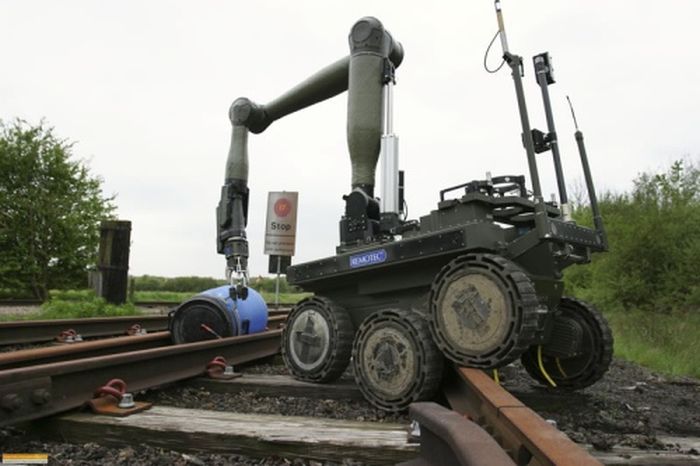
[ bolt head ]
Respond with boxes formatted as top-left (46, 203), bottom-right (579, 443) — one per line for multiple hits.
top-left (1, 394), bottom-right (23, 412)
top-left (31, 389), bottom-right (51, 405)
top-left (118, 393), bottom-right (135, 409)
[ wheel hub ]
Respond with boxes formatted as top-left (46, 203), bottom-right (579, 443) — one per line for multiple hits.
top-left (438, 273), bottom-right (509, 354)
top-left (372, 340), bottom-right (403, 380)
top-left (451, 284), bottom-right (491, 330)
top-left (289, 309), bottom-right (330, 370)
top-left (520, 297), bottom-right (614, 390)
top-left (363, 327), bottom-right (414, 396)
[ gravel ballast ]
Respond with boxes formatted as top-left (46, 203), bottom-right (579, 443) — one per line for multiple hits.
top-left (1, 358), bottom-right (698, 465)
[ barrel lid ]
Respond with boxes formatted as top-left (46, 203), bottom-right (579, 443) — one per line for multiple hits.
top-left (169, 295), bottom-right (235, 344)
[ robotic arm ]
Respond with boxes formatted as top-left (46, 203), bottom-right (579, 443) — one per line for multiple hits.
top-left (217, 18), bottom-right (403, 299)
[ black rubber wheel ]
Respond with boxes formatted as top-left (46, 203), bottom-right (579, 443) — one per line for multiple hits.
top-left (521, 297), bottom-right (613, 390)
top-left (428, 253), bottom-right (539, 368)
top-left (282, 296), bottom-right (353, 383)
top-left (169, 297), bottom-right (236, 344)
top-left (352, 309), bottom-right (444, 412)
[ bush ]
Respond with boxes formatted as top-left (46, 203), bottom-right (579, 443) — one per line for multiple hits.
top-left (565, 160), bottom-right (700, 314)
top-left (131, 275), bottom-right (225, 292)
top-left (249, 276), bottom-right (298, 294)
top-left (130, 274), bottom-right (301, 295)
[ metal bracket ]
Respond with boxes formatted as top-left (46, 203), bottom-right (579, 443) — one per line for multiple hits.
top-left (87, 396), bottom-right (152, 417)
top-left (87, 378), bottom-right (151, 417)
top-left (206, 356), bottom-right (242, 380)
top-left (55, 329), bottom-right (83, 343)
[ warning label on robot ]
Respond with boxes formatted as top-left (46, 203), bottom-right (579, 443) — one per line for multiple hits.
top-left (264, 191), bottom-right (298, 256)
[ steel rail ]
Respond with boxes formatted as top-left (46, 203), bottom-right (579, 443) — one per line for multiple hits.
top-left (0, 315), bottom-right (170, 346)
top-left (0, 332), bottom-right (172, 371)
top-left (0, 310), bottom-right (290, 346)
top-left (129, 301), bottom-right (295, 309)
top-left (440, 365), bottom-right (601, 466)
top-left (0, 329), bottom-right (282, 426)
top-left (266, 314), bottom-right (288, 329)
top-left (0, 299), bottom-right (297, 308)
top-left (0, 314), bottom-right (286, 371)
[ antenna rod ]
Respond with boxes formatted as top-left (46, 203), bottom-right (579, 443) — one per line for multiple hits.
top-left (567, 97), bottom-right (607, 249)
top-left (495, 0), bottom-right (510, 53)
top-left (493, 0), bottom-right (543, 202)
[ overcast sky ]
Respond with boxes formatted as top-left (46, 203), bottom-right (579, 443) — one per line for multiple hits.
top-left (2, 1), bottom-right (699, 279)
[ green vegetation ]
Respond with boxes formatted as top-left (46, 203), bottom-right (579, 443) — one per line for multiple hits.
top-left (40, 297), bottom-right (140, 319)
top-left (604, 310), bottom-right (700, 378)
top-left (132, 275), bottom-right (225, 292)
top-left (260, 291), bottom-right (310, 304)
top-left (0, 289), bottom-right (140, 321)
top-left (0, 119), bottom-right (115, 300)
top-left (134, 290), bottom-right (193, 302)
top-left (131, 274), bottom-right (300, 294)
top-left (565, 160), bottom-right (700, 378)
top-left (131, 274), bottom-right (308, 304)
top-left (134, 290), bottom-right (308, 305)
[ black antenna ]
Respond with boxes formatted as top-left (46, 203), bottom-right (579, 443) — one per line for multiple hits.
top-left (566, 95), bottom-right (580, 131)
top-left (567, 95), bottom-right (608, 249)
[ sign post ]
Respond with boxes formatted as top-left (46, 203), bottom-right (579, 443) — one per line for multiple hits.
top-left (264, 192), bottom-right (298, 306)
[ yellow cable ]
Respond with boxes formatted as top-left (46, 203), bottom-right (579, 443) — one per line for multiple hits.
top-left (492, 369), bottom-right (500, 384)
top-left (555, 357), bottom-right (568, 378)
top-left (537, 345), bottom-right (557, 388)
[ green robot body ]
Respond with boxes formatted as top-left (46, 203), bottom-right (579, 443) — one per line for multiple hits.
top-left (218, 7), bottom-right (613, 411)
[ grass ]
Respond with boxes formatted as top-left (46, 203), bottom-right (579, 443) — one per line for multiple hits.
top-left (40, 298), bottom-right (141, 319)
top-left (134, 290), bottom-right (193, 302)
top-left (604, 309), bottom-right (700, 379)
top-left (260, 292), bottom-right (311, 305)
top-left (0, 289), bottom-right (141, 321)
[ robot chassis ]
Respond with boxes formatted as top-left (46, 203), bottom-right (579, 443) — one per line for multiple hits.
top-left (217, 3), bottom-right (613, 411)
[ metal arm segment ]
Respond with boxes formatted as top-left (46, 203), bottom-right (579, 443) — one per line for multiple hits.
top-left (348, 17), bottom-right (403, 197)
top-left (217, 57), bottom-right (350, 297)
top-left (217, 18), bottom-right (403, 297)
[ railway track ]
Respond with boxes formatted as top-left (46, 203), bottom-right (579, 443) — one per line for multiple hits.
top-left (0, 329), bottom-right (284, 426)
top-left (0, 314), bottom-right (288, 371)
top-left (0, 315), bottom-right (170, 346)
top-left (0, 299), bottom-right (180, 307)
top-left (1, 311), bottom-right (696, 465)
top-left (0, 299), bottom-right (298, 307)
top-left (0, 307), bottom-right (291, 346)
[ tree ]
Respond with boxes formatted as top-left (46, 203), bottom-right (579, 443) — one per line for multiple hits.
top-left (0, 119), bottom-right (116, 299)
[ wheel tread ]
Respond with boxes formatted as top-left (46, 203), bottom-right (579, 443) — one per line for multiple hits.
top-left (521, 296), bottom-right (613, 390)
top-left (428, 253), bottom-right (540, 368)
top-left (353, 309), bottom-right (444, 412)
top-left (282, 296), bottom-right (354, 383)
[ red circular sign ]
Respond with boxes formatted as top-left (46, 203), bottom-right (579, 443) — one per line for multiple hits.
top-left (274, 198), bottom-right (292, 217)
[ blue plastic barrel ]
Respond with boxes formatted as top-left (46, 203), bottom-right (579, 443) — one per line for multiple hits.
top-left (199, 286), bottom-right (269, 335)
top-left (169, 286), bottom-right (268, 344)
